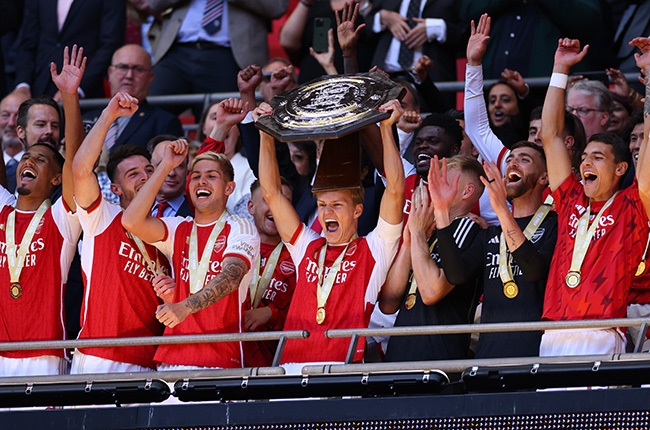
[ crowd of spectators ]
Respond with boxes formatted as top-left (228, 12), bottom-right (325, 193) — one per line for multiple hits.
top-left (0, 0), bottom-right (649, 379)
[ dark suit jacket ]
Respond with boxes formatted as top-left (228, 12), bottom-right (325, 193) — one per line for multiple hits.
top-left (83, 100), bottom-right (184, 149)
top-left (175, 196), bottom-right (193, 218)
top-left (367, 0), bottom-right (465, 83)
top-left (16, 0), bottom-right (126, 98)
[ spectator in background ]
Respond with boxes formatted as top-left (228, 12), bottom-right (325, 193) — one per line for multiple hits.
top-left (287, 141), bottom-right (317, 179)
top-left (613, 0), bottom-right (650, 81)
top-left (281, 0), bottom-right (372, 83)
top-left (366, 0), bottom-right (465, 86)
top-left (83, 44), bottom-right (183, 204)
top-left (14, 0), bottom-right (125, 99)
top-left (608, 93), bottom-right (634, 140)
top-left (147, 0), bottom-right (288, 98)
top-left (148, 134), bottom-right (193, 218)
top-left (460, 0), bottom-right (601, 79)
top-left (126, 0), bottom-right (160, 59)
top-left (566, 79), bottom-right (613, 140)
top-left (0, 0), bottom-right (24, 97)
top-left (0, 92), bottom-right (29, 192)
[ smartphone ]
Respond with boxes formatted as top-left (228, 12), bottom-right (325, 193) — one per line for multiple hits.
top-left (313, 17), bottom-right (331, 53)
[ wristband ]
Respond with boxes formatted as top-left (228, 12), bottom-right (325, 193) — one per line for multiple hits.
top-left (549, 73), bottom-right (568, 89)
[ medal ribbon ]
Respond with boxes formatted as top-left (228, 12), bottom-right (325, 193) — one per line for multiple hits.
top-left (316, 236), bottom-right (357, 312)
top-left (250, 242), bottom-right (283, 308)
top-left (6, 200), bottom-right (51, 284)
top-left (636, 224), bottom-right (650, 276)
top-left (131, 234), bottom-right (162, 277)
top-left (189, 211), bottom-right (228, 294)
top-left (406, 238), bottom-right (438, 298)
top-left (499, 195), bottom-right (553, 285)
top-left (567, 193), bottom-right (618, 279)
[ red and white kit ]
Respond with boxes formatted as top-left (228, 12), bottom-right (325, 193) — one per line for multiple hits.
top-left (76, 197), bottom-right (171, 369)
top-left (281, 218), bottom-right (401, 365)
top-left (154, 213), bottom-right (259, 368)
top-left (0, 189), bottom-right (80, 365)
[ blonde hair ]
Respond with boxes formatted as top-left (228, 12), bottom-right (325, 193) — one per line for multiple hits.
top-left (313, 186), bottom-right (364, 206)
top-left (190, 152), bottom-right (234, 181)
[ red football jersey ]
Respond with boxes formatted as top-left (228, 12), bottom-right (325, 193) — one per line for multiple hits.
top-left (544, 175), bottom-right (649, 321)
top-left (0, 191), bottom-right (80, 359)
top-left (77, 198), bottom-right (170, 369)
top-left (153, 214), bottom-right (259, 368)
top-left (280, 219), bottom-right (401, 364)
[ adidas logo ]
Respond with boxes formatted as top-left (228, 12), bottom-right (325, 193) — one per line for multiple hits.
top-left (488, 235), bottom-right (500, 244)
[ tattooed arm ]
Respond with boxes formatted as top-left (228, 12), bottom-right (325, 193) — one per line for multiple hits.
top-left (155, 256), bottom-right (248, 328)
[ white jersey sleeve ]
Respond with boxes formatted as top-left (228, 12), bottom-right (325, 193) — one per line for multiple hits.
top-left (51, 198), bottom-right (82, 245)
top-left (364, 217), bottom-right (402, 304)
top-left (0, 185), bottom-right (16, 208)
top-left (75, 197), bottom-right (120, 238)
top-left (464, 64), bottom-right (509, 175)
top-left (152, 215), bottom-right (191, 261)
top-left (284, 224), bottom-right (321, 268)
top-left (223, 214), bottom-right (260, 268)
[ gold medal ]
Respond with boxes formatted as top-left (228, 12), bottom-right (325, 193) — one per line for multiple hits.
top-left (636, 261), bottom-right (646, 277)
top-left (405, 294), bottom-right (416, 310)
top-left (565, 271), bottom-right (581, 288)
top-left (503, 281), bottom-right (518, 299)
top-left (316, 307), bottom-right (326, 324)
top-left (10, 282), bottom-right (21, 299)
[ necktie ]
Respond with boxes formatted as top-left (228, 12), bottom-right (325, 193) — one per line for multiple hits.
top-left (155, 202), bottom-right (169, 218)
top-left (202, 0), bottom-right (225, 35)
top-left (105, 121), bottom-right (119, 150)
top-left (398, 0), bottom-right (422, 71)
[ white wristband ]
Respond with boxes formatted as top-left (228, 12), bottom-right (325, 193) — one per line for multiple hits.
top-left (549, 73), bottom-right (568, 89)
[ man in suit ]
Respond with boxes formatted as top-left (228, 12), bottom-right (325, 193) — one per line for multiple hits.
top-left (367, 0), bottom-right (464, 84)
top-left (614, 0), bottom-right (650, 77)
top-left (0, 92), bottom-right (29, 192)
top-left (83, 44), bottom-right (183, 204)
top-left (13, 0), bottom-right (126, 99)
top-left (147, 0), bottom-right (288, 97)
top-left (148, 134), bottom-right (192, 218)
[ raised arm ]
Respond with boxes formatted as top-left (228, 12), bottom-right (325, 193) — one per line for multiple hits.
top-left (408, 183), bottom-right (453, 305)
top-left (72, 92), bottom-right (138, 209)
top-left (378, 224), bottom-right (412, 314)
top-left (280, 0), bottom-right (312, 54)
top-left (259, 127), bottom-right (302, 242)
top-left (122, 139), bottom-right (188, 243)
top-left (540, 38), bottom-right (588, 191)
top-left (378, 100), bottom-right (406, 225)
top-left (237, 65), bottom-right (263, 108)
top-left (464, 14), bottom-right (508, 172)
top-left (631, 37), bottom-right (650, 215)
top-left (51, 45), bottom-right (87, 212)
top-left (336, 1), bottom-right (365, 74)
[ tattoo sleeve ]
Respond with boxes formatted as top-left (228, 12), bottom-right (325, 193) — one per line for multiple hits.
top-left (184, 256), bottom-right (248, 313)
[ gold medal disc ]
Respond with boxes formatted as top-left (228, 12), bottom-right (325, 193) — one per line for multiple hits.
top-left (10, 282), bottom-right (21, 299)
top-left (316, 307), bottom-right (326, 324)
top-left (503, 281), bottom-right (519, 299)
top-left (405, 294), bottom-right (416, 310)
top-left (636, 261), bottom-right (646, 277)
top-left (565, 271), bottom-right (581, 288)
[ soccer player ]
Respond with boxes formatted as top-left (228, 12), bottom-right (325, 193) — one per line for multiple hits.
top-left (243, 179), bottom-right (297, 367)
top-left (122, 139), bottom-right (260, 370)
top-left (72, 91), bottom-right (173, 373)
top-left (434, 142), bottom-right (557, 358)
top-left (257, 100), bottom-right (404, 374)
top-left (0, 46), bottom-right (83, 376)
top-left (538, 37), bottom-right (650, 356)
top-left (380, 155), bottom-right (484, 362)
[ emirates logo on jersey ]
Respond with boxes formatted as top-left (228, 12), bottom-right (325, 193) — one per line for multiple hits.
top-left (213, 235), bottom-right (227, 254)
top-left (346, 241), bottom-right (357, 256)
top-left (279, 260), bottom-right (295, 275)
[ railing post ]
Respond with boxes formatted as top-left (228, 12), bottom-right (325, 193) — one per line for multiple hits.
top-left (344, 334), bottom-right (359, 364)
top-left (634, 321), bottom-right (649, 353)
top-left (272, 334), bottom-right (287, 367)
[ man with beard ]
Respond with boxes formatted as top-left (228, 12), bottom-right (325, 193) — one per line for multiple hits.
top-left (0, 46), bottom-right (82, 376)
top-left (71, 91), bottom-right (173, 373)
top-left (243, 179), bottom-right (297, 367)
top-left (433, 142), bottom-right (558, 358)
top-left (381, 155), bottom-right (484, 362)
